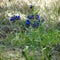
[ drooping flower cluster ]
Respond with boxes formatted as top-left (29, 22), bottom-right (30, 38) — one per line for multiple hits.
top-left (10, 15), bottom-right (20, 22)
top-left (25, 14), bottom-right (40, 28)
top-left (27, 14), bottom-right (34, 19)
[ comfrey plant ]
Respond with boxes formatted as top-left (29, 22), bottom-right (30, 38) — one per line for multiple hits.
top-left (9, 4), bottom-right (48, 60)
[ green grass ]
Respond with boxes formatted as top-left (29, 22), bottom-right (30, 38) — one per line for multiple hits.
top-left (0, 20), bottom-right (60, 60)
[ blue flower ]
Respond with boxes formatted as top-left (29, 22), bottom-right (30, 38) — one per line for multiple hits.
top-left (10, 15), bottom-right (20, 22)
top-left (27, 15), bottom-right (34, 19)
top-left (32, 21), bottom-right (39, 28)
top-left (25, 20), bottom-right (30, 27)
top-left (10, 16), bottom-right (15, 21)
top-left (35, 14), bottom-right (40, 20)
top-left (15, 15), bottom-right (20, 20)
